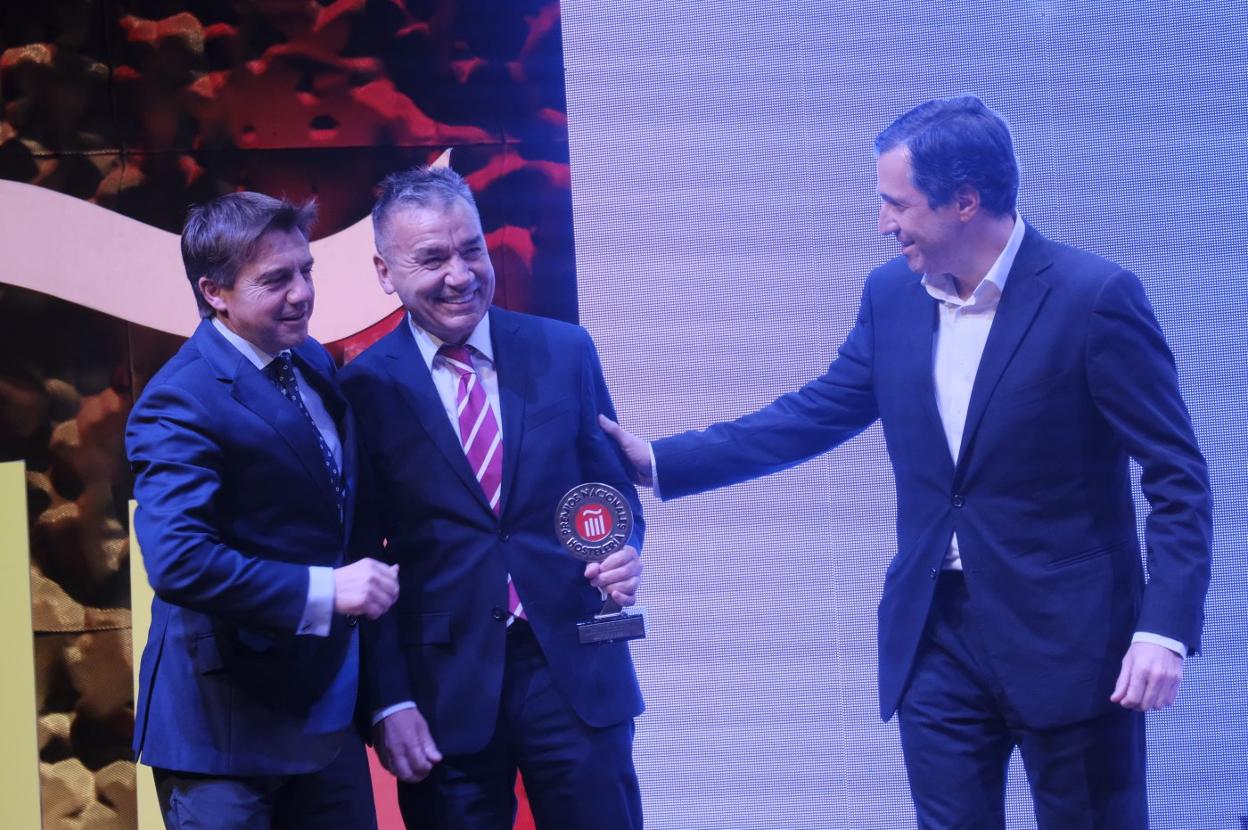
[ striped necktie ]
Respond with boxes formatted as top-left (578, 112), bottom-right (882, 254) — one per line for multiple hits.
top-left (439, 345), bottom-right (525, 623)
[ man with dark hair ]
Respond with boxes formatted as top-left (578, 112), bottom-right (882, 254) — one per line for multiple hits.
top-left (601, 95), bottom-right (1211, 827)
top-left (341, 166), bottom-right (646, 829)
top-left (127, 191), bottom-right (399, 829)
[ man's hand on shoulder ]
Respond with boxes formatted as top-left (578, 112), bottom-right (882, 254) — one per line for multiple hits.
top-left (1110, 641), bottom-right (1183, 712)
top-left (374, 706), bottom-right (442, 782)
top-left (597, 415), bottom-right (653, 487)
top-left (333, 558), bottom-right (399, 619)
top-left (585, 545), bottom-right (642, 607)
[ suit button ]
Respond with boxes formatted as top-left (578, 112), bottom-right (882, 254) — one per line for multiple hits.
top-left (491, 607), bottom-right (506, 621)
top-left (498, 531), bottom-right (510, 542)
top-left (929, 568), bottom-right (938, 579)
top-left (347, 615), bottom-right (359, 628)
top-left (952, 494), bottom-right (965, 508)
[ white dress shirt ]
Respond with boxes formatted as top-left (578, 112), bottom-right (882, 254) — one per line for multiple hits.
top-left (406, 313), bottom-right (503, 443)
top-left (926, 211), bottom-right (1026, 571)
top-left (372, 313), bottom-right (502, 725)
top-left (211, 318), bottom-right (337, 637)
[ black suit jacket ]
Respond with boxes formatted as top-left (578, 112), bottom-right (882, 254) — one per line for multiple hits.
top-left (655, 227), bottom-right (1212, 729)
top-left (342, 308), bottom-right (645, 754)
top-left (127, 321), bottom-right (362, 775)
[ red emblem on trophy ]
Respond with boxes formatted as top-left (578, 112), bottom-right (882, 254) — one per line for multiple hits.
top-left (575, 504), bottom-right (613, 542)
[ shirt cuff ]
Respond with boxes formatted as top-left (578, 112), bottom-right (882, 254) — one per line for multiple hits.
top-left (372, 701), bottom-right (417, 726)
top-left (648, 442), bottom-right (662, 500)
top-left (297, 566), bottom-right (334, 637)
top-left (1132, 631), bottom-right (1186, 659)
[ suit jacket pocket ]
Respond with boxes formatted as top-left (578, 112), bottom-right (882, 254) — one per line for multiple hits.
top-left (526, 399), bottom-right (574, 432)
top-left (994, 371), bottom-right (1077, 410)
top-left (233, 627), bottom-right (281, 654)
top-left (1045, 539), bottom-right (1135, 570)
top-left (193, 632), bottom-right (225, 674)
top-left (399, 611), bottom-right (452, 646)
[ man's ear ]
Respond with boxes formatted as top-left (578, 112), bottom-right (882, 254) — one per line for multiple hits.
top-left (374, 253), bottom-right (396, 295)
top-left (954, 183), bottom-right (981, 222)
top-left (198, 276), bottom-right (229, 315)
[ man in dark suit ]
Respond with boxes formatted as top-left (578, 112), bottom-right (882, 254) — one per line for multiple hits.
top-left (601, 96), bottom-right (1212, 828)
top-left (127, 191), bottom-right (399, 829)
top-left (340, 166), bottom-right (645, 830)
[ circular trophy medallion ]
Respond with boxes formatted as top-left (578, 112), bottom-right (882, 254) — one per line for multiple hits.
top-left (555, 482), bottom-right (634, 563)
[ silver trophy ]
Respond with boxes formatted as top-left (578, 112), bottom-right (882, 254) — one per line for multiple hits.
top-left (555, 483), bottom-right (648, 645)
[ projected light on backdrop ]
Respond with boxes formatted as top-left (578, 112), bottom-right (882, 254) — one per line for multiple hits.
top-left (561, 2), bottom-right (1247, 828)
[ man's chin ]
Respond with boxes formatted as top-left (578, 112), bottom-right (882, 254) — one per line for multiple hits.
top-left (276, 323), bottom-right (310, 349)
top-left (426, 308), bottom-right (486, 344)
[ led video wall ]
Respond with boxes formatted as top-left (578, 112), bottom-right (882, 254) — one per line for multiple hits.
top-left (563, 2), bottom-right (1247, 827)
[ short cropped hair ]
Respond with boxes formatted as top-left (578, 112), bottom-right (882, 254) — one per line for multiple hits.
top-left (181, 191), bottom-right (317, 319)
top-left (874, 95), bottom-right (1019, 216)
top-left (371, 166), bottom-right (479, 253)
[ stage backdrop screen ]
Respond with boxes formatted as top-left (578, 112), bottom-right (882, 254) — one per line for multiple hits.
top-left (561, 2), bottom-right (1247, 828)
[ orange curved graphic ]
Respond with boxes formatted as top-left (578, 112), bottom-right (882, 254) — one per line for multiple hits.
top-left (0, 179), bottom-right (400, 342)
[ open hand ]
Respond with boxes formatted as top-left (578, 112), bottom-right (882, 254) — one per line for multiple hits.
top-left (374, 706), bottom-right (442, 782)
top-left (1110, 641), bottom-right (1183, 712)
top-left (597, 415), bottom-right (653, 487)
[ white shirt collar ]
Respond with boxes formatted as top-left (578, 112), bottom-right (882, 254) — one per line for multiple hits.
top-left (406, 312), bottom-right (494, 372)
top-left (923, 211), bottom-right (1026, 309)
top-left (211, 317), bottom-right (282, 370)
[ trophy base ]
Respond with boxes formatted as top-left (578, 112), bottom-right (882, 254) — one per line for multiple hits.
top-left (576, 608), bottom-right (647, 645)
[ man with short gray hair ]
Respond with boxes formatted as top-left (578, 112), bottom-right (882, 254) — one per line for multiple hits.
top-left (343, 166), bottom-right (646, 829)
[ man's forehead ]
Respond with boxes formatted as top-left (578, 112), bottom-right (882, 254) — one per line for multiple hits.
top-left (393, 196), bottom-right (478, 224)
top-left (248, 227), bottom-right (312, 261)
top-left (397, 212), bottom-right (483, 244)
top-left (876, 145), bottom-right (913, 173)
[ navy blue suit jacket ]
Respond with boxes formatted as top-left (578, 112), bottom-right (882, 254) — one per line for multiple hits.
top-left (127, 321), bottom-right (361, 775)
top-left (341, 308), bottom-right (645, 755)
top-left (654, 227), bottom-right (1212, 729)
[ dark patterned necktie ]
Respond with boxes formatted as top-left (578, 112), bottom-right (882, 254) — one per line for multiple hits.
top-left (267, 352), bottom-right (345, 521)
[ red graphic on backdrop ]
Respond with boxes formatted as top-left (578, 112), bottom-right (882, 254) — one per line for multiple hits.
top-left (1, 3), bottom-right (572, 829)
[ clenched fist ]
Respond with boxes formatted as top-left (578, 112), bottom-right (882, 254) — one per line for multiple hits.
top-left (333, 558), bottom-right (399, 619)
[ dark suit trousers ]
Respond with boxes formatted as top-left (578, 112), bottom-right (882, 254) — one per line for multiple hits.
top-left (153, 730), bottom-right (377, 830)
top-left (397, 621), bottom-right (642, 830)
top-left (897, 573), bottom-right (1147, 830)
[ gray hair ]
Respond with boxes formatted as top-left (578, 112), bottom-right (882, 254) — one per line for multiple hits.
top-left (181, 191), bottom-right (317, 319)
top-left (372, 166), bottom-right (479, 253)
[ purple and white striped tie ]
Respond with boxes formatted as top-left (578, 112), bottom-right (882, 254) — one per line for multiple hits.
top-left (439, 345), bottom-right (525, 623)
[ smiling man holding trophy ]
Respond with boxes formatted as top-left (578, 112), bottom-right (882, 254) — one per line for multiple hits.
top-left (341, 166), bottom-right (647, 830)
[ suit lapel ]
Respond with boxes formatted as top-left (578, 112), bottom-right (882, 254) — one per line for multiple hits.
top-left (897, 278), bottom-right (955, 472)
top-left (380, 322), bottom-right (494, 515)
top-left (489, 310), bottom-right (528, 519)
top-left (955, 228), bottom-right (1053, 471)
top-left (194, 324), bottom-right (343, 519)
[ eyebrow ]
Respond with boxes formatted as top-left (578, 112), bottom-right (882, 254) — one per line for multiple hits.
top-left (878, 192), bottom-right (906, 207)
top-left (258, 258), bottom-right (313, 280)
